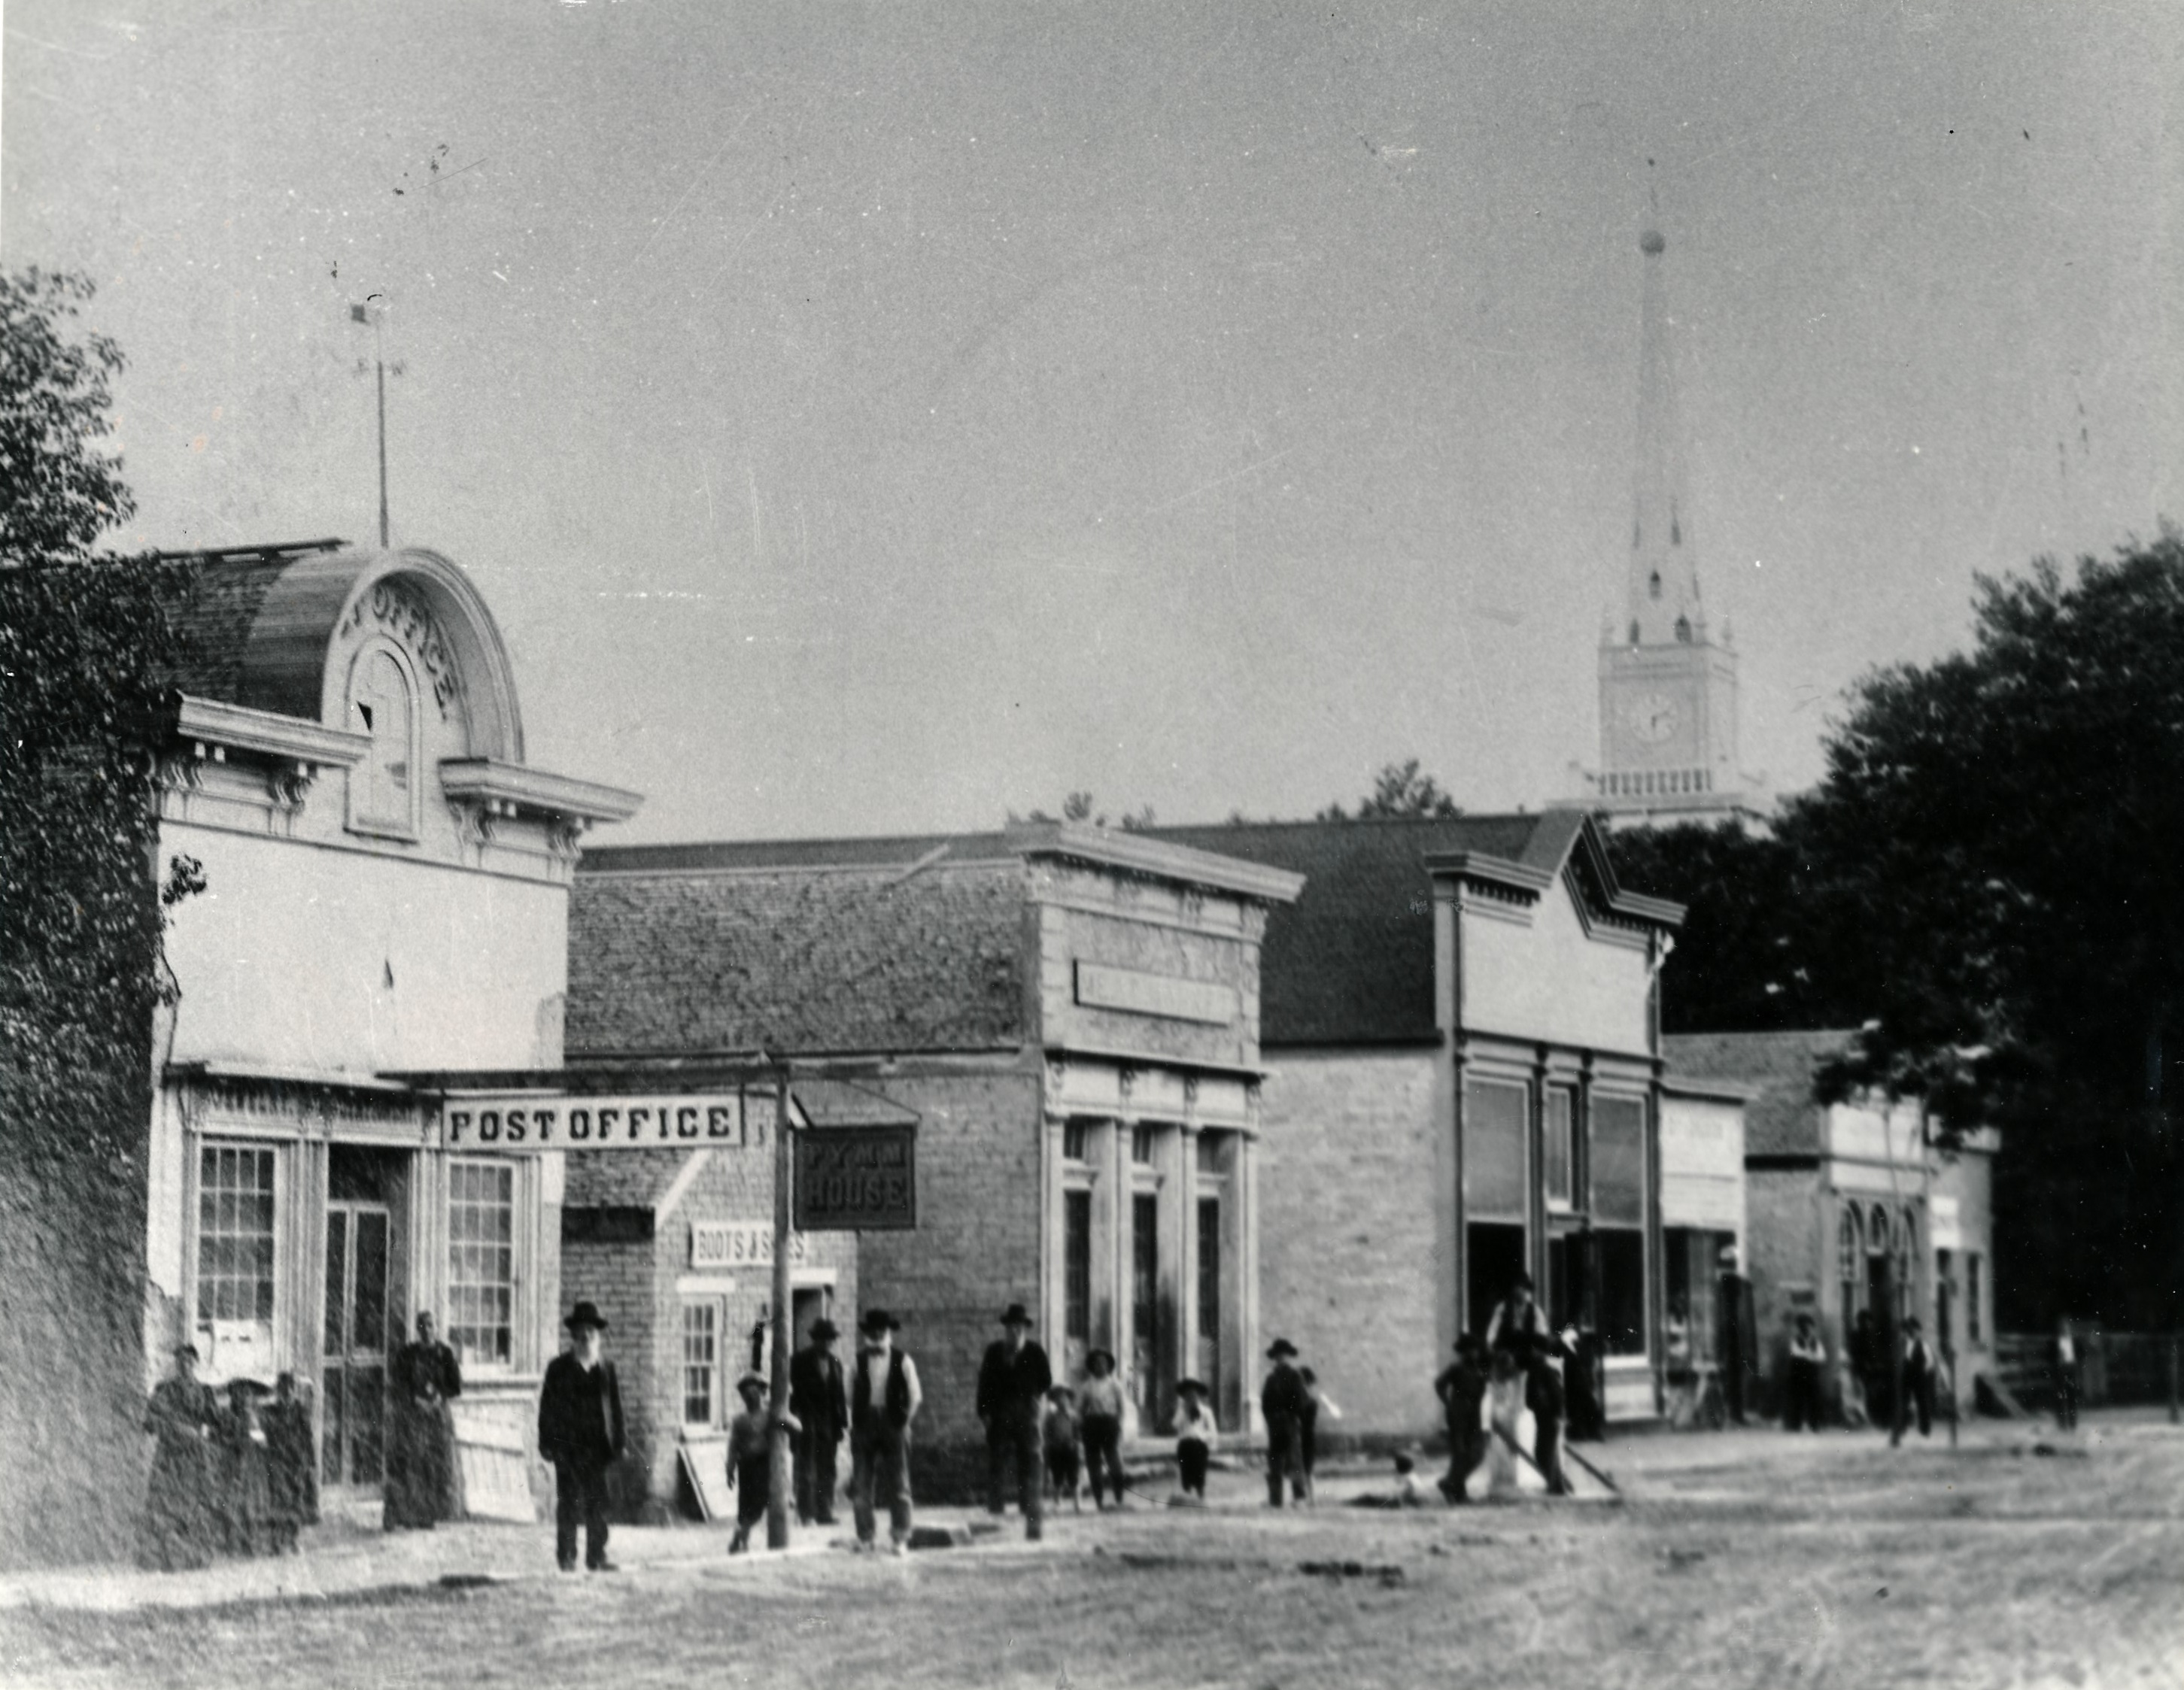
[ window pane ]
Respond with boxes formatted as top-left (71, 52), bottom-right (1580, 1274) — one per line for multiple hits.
top-left (1590, 1095), bottom-right (1645, 1224)
top-left (1543, 1088), bottom-right (1574, 1206)
top-left (1463, 1080), bottom-right (1527, 1220)
top-left (1064, 1190), bottom-right (1091, 1343)
top-left (448, 1158), bottom-right (516, 1364)
top-left (1598, 1229), bottom-right (1646, 1356)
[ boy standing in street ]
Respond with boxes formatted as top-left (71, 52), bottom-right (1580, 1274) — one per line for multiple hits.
top-left (727, 1372), bottom-right (800, 1553)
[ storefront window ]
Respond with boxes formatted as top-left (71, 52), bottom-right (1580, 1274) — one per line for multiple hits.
top-left (1838, 1204), bottom-right (1862, 1335)
top-left (1064, 1189), bottom-right (1092, 1346)
top-left (196, 1143), bottom-right (276, 1374)
top-left (1590, 1094), bottom-right (1645, 1225)
top-left (1543, 1087), bottom-right (1575, 1208)
top-left (682, 1301), bottom-right (720, 1428)
top-left (1597, 1228), bottom-right (1646, 1357)
top-left (448, 1160), bottom-right (515, 1365)
top-left (1464, 1079), bottom-right (1529, 1338)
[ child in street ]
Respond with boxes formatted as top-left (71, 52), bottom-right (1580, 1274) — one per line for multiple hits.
top-left (1043, 1384), bottom-right (1083, 1511)
top-left (1172, 1376), bottom-right (1215, 1502)
top-left (727, 1372), bottom-right (801, 1553)
top-left (1348, 1452), bottom-right (1434, 1509)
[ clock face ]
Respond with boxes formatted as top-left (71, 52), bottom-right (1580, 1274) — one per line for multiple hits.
top-left (1628, 691), bottom-right (1681, 745)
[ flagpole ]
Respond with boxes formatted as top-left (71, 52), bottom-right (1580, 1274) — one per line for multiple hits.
top-left (376, 333), bottom-right (390, 549)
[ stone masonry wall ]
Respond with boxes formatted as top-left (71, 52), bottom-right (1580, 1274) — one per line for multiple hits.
top-left (851, 1066), bottom-right (1043, 1503)
top-left (1257, 1048), bottom-right (1444, 1440)
top-left (1745, 1165), bottom-right (1824, 1418)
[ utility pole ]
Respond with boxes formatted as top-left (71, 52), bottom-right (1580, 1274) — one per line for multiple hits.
top-left (767, 1067), bottom-right (794, 1551)
top-left (351, 302), bottom-right (402, 548)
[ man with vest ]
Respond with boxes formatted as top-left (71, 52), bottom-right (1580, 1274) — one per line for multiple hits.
top-left (977, 1302), bottom-right (1054, 1540)
top-left (849, 1308), bottom-right (922, 1554)
top-left (1484, 1274), bottom-right (1571, 1495)
top-left (536, 1300), bottom-right (625, 1573)
top-left (789, 1318), bottom-right (849, 1526)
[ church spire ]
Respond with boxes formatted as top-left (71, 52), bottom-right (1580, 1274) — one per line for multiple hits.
top-left (1624, 224), bottom-right (1703, 648)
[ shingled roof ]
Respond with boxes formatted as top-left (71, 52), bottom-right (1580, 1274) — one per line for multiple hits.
top-left (567, 854), bottom-right (1031, 1059)
top-left (154, 542), bottom-right (348, 709)
top-left (1149, 813), bottom-right (1617, 1047)
top-left (1662, 1029), bottom-right (1854, 1156)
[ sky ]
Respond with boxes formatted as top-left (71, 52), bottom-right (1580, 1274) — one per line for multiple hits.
top-left (5, 0), bottom-right (2176, 843)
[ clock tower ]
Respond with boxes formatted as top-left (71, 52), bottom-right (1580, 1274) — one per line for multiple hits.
top-left (1577, 226), bottom-right (1763, 830)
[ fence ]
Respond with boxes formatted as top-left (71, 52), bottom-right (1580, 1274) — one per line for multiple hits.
top-left (1992, 1330), bottom-right (2182, 1413)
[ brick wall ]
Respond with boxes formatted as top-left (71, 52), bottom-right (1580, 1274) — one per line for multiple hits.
top-left (851, 1066), bottom-right (1043, 1502)
top-left (1258, 1048), bottom-right (1444, 1440)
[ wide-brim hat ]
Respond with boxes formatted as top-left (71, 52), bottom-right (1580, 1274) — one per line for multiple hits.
top-left (999, 1302), bottom-right (1033, 1326)
top-left (174, 1343), bottom-right (200, 1361)
top-left (1265, 1337), bottom-right (1299, 1360)
top-left (1084, 1347), bottom-right (1116, 1370)
top-left (1175, 1376), bottom-right (1208, 1395)
top-left (860, 1308), bottom-right (900, 1335)
top-left (809, 1318), bottom-right (840, 1342)
top-left (227, 1377), bottom-right (272, 1398)
top-left (564, 1300), bottom-right (610, 1332)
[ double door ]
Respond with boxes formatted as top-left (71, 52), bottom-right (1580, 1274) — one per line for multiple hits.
top-left (323, 1203), bottom-right (390, 1486)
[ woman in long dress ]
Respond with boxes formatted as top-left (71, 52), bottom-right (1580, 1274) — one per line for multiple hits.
top-left (384, 1312), bottom-right (463, 1530)
top-left (1485, 1349), bottom-right (1526, 1499)
top-left (139, 1346), bottom-right (219, 1570)
top-left (217, 1379), bottom-right (275, 1557)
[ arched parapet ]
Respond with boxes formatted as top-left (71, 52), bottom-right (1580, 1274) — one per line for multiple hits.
top-left (232, 547), bottom-right (525, 764)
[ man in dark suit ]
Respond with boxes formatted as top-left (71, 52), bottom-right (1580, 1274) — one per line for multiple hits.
top-left (788, 1317), bottom-right (849, 1525)
top-left (1901, 1316), bottom-right (1939, 1438)
top-left (977, 1302), bottom-right (1053, 1540)
top-left (537, 1300), bottom-right (624, 1573)
top-left (1260, 1338), bottom-right (1311, 1507)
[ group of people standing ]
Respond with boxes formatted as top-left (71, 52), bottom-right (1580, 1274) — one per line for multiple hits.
top-left (1431, 1273), bottom-right (1576, 1503)
top-left (140, 1346), bottom-right (317, 1571)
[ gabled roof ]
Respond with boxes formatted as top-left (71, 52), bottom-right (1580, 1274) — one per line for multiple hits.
top-left (1148, 813), bottom-right (1676, 1047)
top-left (1660, 1029), bottom-right (1855, 1156)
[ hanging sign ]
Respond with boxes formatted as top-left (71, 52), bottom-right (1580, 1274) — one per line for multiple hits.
top-left (794, 1125), bottom-right (917, 1232)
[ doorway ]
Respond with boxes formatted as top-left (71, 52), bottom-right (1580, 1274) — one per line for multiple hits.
top-left (1467, 1222), bottom-right (1527, 1338)
top-left (323, 1202), bottom-right (390, 1486)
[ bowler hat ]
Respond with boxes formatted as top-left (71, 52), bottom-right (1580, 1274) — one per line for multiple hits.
top-left (1175, 1376), bottom-right (1208, 1396)
top-left (999, 1302), bottom-right (1034, 1327)
top-left (1265, 1337), bottom-right (1299, 1360)
top-left (564, 1300), bottom-right (610, 1332)
top-left (860, 1308), bottom-right (900, 1334)
top-left (1084, 1347), bottom-right (1116, 1370)
top-left (809, 1318), bottom-right (840, 1342)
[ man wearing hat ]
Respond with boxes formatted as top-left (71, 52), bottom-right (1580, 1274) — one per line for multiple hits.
top-left (789, 1317), bottom-right (849, 1525)
top-left (1260, 1339), bottom-right (1312, 1507)
top-left (976, 1302), bottom-right (1054, 1539)
top-left (848, 1309), bottom-right (922, 1553)
top-left (537, 1300), bottom-right (625, 1572)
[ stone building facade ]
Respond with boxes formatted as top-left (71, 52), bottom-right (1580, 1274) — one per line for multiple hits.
top-left (1150, 812), bottom-right (1688, 1441)
top-left (564, 825), bottom-right (1302, 1494)
top-left (56, 541), bottom-right (642, 1570)
top-left (1665, 1030), bottom-right (1997, 1419)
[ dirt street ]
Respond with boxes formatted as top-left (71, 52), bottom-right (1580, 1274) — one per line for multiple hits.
top-left (5, 1416), bottom-right (2179, 1689)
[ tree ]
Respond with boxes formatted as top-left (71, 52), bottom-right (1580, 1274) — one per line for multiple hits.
top-left (1317, 758), bottom-right (1463, 821)
top-left (1608, 820), bottom-right (1850, 1033)
top-left (1798, 536), bottom-right (2184, 1329)
top-left (1, 270), bottom-right (136, 556)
